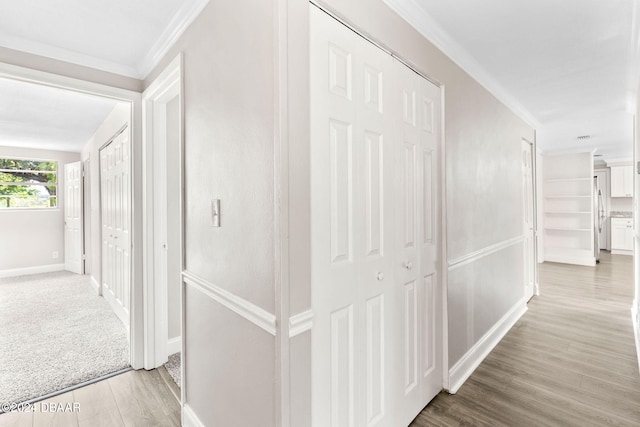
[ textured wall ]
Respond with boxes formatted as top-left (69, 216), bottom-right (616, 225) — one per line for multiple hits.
top-left (145, 1), bottom-right (277, 425)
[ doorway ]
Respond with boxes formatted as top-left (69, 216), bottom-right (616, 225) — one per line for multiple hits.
top-left (522, 139), bottom-right (536, 300)
top-left (0, 62), bottom-right (144, 368)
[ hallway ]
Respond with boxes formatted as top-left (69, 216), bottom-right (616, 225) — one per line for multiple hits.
top-left (412, 252), bottom-right (640, 426)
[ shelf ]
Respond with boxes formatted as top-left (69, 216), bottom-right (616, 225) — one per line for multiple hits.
top-left (544, 227), bottom-right (591, 232)
top-left (544, 195), bottom-right (591, 199)
top-left (544, 211), bottom-right (591, 214)
top-left (545, 178), bottom-right (592, 183)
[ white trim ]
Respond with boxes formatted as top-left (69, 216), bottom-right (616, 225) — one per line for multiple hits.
top-left (289, 310), bottom-right (313, 338)
top-left (0, 263), bottom-right (64, 278)
top-left (142, 54), bottom-right (183, 370)
top-left (0, 0), bottom-right (209, 79)
top-left (611, 249), bottom-right (633, 256)
top-left (137, 0), bottom-right (210, 79)
top-left (382, 0), bottom-right (539, 129)
top-left (544, 253), bottom-right (597, 266)
top-left (440, 84), bottom-right (449, 391)
top-left (167, 336), bottom-right (181, 356)
top-left (90, 275), bottom-right (101, 295)
top-left (448, 299), bottom-right (527, 393)
top-left (0, 61), bottom-right (139, 101)
top-left (183, 403), bottom-right (206, 427)
top-left (448, 236), bottom-right (525, 271)
top-left (0, 31), bottom-right (139, 78)
top-left (632, 302), bottom-right (640, 372)
top-left (183, 270), bottom-right (277, 336)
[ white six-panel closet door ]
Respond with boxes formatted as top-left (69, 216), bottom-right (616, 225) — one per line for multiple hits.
top-left (310, 5), bottom-right (442, 427)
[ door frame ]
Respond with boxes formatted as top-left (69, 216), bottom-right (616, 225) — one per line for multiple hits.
top-left (523, 138), bottom-right (539, 296)
top-left (0, 61), bottom-right (145, 369)
top-left (141, 54), bottom-right (183, 371)
top-left (522, 138), bottom-right (538, 298)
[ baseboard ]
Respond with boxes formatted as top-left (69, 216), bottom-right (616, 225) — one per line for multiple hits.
top-left (0, 263), bottom-right (65, 279)
top-left (611, 249), bottom-right (633, 256)
top-left (544, 254), bottom-right (596, 266)
top-left (632, 302), bottom-right (640, 372)
top-left (448, 299), bottom-right (527, 393)
top-left (167, 336), bottom-right (181, 356)
top-left (90, 276), bottom-right (101, 295)
top-left (183, 403), bottom-right (205, 427)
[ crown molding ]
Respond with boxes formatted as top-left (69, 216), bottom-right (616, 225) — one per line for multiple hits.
top-left (383, 0), bottom-right (540, 129)
top-left (136, 0), bottom-right (209, 79)
top-left (0, 31), bottom-right (139, 78)
top-left (0, 0), bottom-right (208, 80)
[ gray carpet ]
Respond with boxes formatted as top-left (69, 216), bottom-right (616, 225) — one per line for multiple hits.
top-left (0, 271), bottom-right (129, 406)
top-left (164, 352), bottom-right (181, 387)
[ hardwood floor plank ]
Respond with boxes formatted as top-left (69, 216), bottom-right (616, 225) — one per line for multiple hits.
top-left (0, 410), bottom-right (33, 427)
top-left (108, 370), bottom-right (179, 427)
top-left (412, 253), bottom-right (640, 427)
top-left (32, 392), bottom-right (78, 427)
top-left (73, 379), bottom-right (123, 427)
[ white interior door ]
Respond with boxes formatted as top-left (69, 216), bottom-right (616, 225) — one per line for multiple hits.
top-left (310, 6), bottom-right (442, 426)
top-left (522, 140), bottom-right (535, 300)
top-left (100, 128), bottom-right (131, 330)
top-left (394, 61), bottom-right (443, 423)
top-left (64, 161), bottom-right (83, 274)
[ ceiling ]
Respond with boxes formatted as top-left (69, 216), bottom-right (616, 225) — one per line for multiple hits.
top-left (385, 0), bottom-right (640, 161)
top-left (0, 0), bottom-right (208, 79)
top-left (0, 77), bottom-right (120, 152)
top-left (0, 0), bottom-right (207, 154)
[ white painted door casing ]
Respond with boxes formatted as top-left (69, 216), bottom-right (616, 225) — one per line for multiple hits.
top-left (142, 55), bottom-right (183, 369)
top-left (522, 141), bottom-right (534, 300)
top-left (64, 161), bottom-right (84, 274)
top-left (310, 7), bottom-right (442, 426)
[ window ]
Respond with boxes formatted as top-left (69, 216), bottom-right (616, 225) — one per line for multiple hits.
top-left (0, 158), bottom-right (58, 209)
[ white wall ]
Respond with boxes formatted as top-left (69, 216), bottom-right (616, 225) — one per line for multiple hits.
top-left (80, 102), bottom-right (131, 288)
top-left (146, 1), bottom-right (277, 426)
top-left (166, 94), bottom-right (181, 343)
top-left (611, 197), bottom-right (633, 212)
top-left (147, 0), bottom-right (534, 424)
top-left (0, 146), bottom-right (79, 276)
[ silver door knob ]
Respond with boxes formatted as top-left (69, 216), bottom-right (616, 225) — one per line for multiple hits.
top-left (404, 261), bottom-right (413, 270)
top-left (377, 272), bottom-right (385, 281)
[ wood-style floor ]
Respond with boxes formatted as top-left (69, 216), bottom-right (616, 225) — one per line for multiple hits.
top-left (412, 252), bottom-right (640, 427)
top-left (2, 253), bottom-right (637, 427)
top-left (0, 369), bottom-right (180, 427)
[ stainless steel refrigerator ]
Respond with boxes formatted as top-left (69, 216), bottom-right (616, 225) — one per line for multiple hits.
top-left (594, 176), bottom-right (605, 263)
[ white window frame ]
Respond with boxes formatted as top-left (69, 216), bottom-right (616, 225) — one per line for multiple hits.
top-left (0, 156), bottom-right (59, 210)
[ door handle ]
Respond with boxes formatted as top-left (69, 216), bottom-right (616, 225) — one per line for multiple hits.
top-left (404, 261), bottom-right (413, 270)
top-left (376, 272), bottom-right (384, 281)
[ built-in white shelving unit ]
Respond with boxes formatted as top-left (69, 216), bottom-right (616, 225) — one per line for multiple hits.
top-left (542, 152), bottom-right (595, 266)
